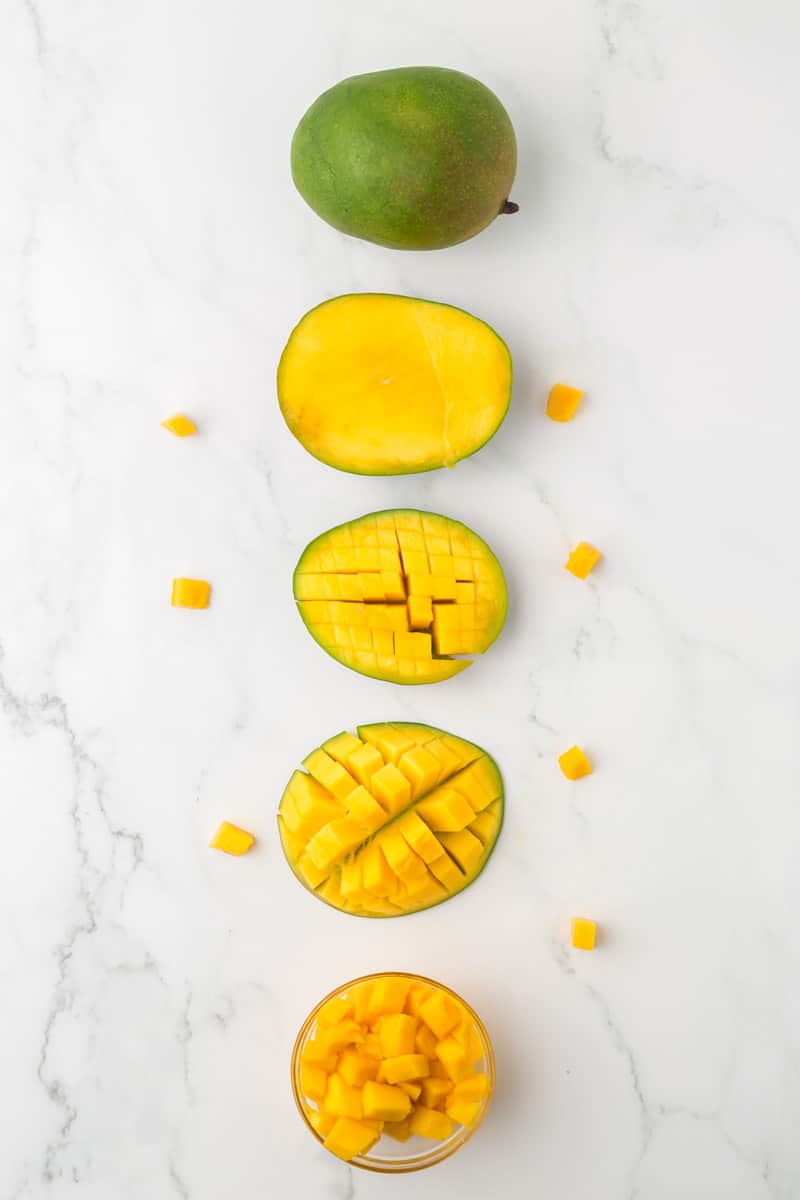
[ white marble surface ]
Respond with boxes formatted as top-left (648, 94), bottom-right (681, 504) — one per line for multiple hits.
top-left (2, 0), bottom-right (799, 1196)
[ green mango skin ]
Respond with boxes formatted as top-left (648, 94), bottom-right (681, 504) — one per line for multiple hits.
top-left (291, 66), bottom-right (518, 251)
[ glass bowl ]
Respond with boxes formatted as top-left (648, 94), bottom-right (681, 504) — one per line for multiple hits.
top-left (291, 971), bottom-right (495, 1173)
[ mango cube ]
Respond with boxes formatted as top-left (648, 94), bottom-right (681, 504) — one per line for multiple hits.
top-left (370, 763), bottom-right (412, 814)
top-left (416, 789), bottom-right (476, 833)
top-left (322, 1073), bottom-right (363, 1120)
top-left (409, 1104), bottom-right (455, 1141)
top-left (571, 916), bottom-right (597, 950)
top-left (435, 1037), bottom-right (472, 1083)
top-left (323, 1116), bottom-right (380, 1161)
top-left (378, 1014), bottom-right (418, 1058)
top-left (171, 578), bottom-right (211, 608)
top-left (445, 1096), bottom-right (482, 1126)
top-left (367, 975), bottom-right (412, 1019)
top-left (338, 1049), bottom-right (379, 1087)
top-left (558, 746), bottom-right (593, 781)
top-left (380, 1053), bottom-right (430, 1084)
top-left (399, 1081), bottom-right (422, 1100)
top-left (317, 995), bottom-right (353, 1027)
top-left (565, 542), bottom-right (602, 579)
top-left (347, 742), bottom-right (385, 788)
top-left (208, 821), bottom-right (254, 856)
top-left (546, 383), bottom-right (583, 422)
top-left (300, 1062), bottom-right (328, 1102)
top-left (407, 594), bottom-right (434, 630)
top-left (305, 818), bottom-right (366, 871)
top-left (344, 786), bottom-right (387, 833)
top-left (405, 983), bottom-right (434, 1017)
top-left (161, 413), bottom-right (197, 436)
top-left (419, 990), bottom-right (461, 1039)
top-left (362, 1081), bottom-right (412, 1123)
top-left (383, 1117), bottom-right (412, 1142)
top-left (450, 1073), bottom-right (490, 1103)
top-left (420, 1076), bottom-right (452, 1109)
top-left (415, 1024), bottom-right (439, 1060)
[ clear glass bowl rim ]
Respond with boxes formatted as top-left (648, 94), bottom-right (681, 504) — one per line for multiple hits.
top-left (290, 970), bottom-right (496, 1174)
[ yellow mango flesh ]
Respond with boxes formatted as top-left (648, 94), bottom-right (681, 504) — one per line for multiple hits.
top-left (278, 293), bottom-right (512, 475)
top-left (299, 975), bottom-right (491, 1161)
top-left (294, 509), bottom-right (507, 685)
top-left (278, 722), bottom-right (503, 918)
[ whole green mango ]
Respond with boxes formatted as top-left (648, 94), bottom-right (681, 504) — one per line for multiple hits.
top-left (290, 66), bottom-right (518, 251)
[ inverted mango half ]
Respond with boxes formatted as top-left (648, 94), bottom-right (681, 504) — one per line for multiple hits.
top-left (278, 722), bottom-right (504, 917)
top-left (277, 294), bottom-right (512, 475)
top-left (293, 509), bottom-right (508, 685)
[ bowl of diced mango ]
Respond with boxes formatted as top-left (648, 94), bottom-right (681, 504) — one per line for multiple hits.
top-left (291, 972), bottom-right (494, 1172)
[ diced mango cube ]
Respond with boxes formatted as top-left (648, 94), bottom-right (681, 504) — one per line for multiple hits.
top-left (558, 745), bottom-right (593, 781)
top-left (565, 541), bottom-right (602, 579)
top-left (394, 631), bottom-right (433, 660)
top-left (294, 851), bottom-right (330, 891)
top-left (208, 821), bottom-right (255, 856)
top-left (322, 731), bottom-right (364, 765)
top-left (445, 1096), bottom-right (482, 1127)
top-left (397, 746), bottom-right (441, 798)
top-left (367, 975), bottom-right (412, 1018)
top-left (420, 1076), bottom-right (452, 1109)
top-left (407, 594), bottom-right (434, 630)
top-left (317, 995), bottom-right (353, 1027)
top-left (171, 578), bottom-right (211, 608)
top-left (546, 383), bottom-right (583, 422)
top-left (427, 853), bottom-right (464, 891)
top-left (571, 916), bottom-right (597, 950)
top-left (418, 990), bottom-right (461, 1040)
top-left (409, 1104), bottom-right (455, 1141)
top-left (379, 1014), bottom-right (418, 1058)
top-left (322, 1073), bottom-right (364, 1120)
top-left (344, 786), bottom-right (387, 834)
top-left (300, 1062), bottom-right (328, 1102)
top-left (435, 1037), bottom-right (472, 1082)
top-left (378, 828), bottom-right (428, 883)
top-left (415, 1023), bottom-right (439, 1060)
top-left (305, 818), bottom-right (366, 872)
top-left (437, 829), bottom-right (483, 875)
top-left (416, 789), bottom-right (476, 833)
top-left (347, 742), bottom-right (385, 788)
top-left (361, 1081), bottom-right (412, 1123)
top-left (322, 1116), bottom-right (380, 1161)
top-left (450, 1073), bottom-right (491, 1103)
top-left (338, 1049), bottom-right (379, 1087)
top-left (380, 571), bottom-right (406, 601)
top-left (399, 1081), bottom-right (422, 1100)
top-left (161, 413), bottom-right (197, 437)
top-left (395, 812), bottom-right (442, 864)
top-left (303, 749), bottom-right (359, 802)
top-left (309, 1109), bottom-right (337, 1137)
top-left (370, 763), bottom-right (412, 814)
top-left (381, 1053), bottom-right (430, 1084)
top-left (383, 1117), bottom-right (412, 1142)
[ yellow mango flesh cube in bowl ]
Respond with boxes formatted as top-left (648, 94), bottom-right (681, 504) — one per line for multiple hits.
top-left (277, 722), bottom-right (503, 919)
top-left (292, 973), bottom-right (494, 1171)
top-left (559, 745), bottom-right (593, 781)
top-left (565, 541), bottom-right (602, 579)
top-left (208, 821), bottom-right (254, 856)
top-left (546, 383), bottom-right (583, 422)
top-left (171, 578), bottom-right (211, 608)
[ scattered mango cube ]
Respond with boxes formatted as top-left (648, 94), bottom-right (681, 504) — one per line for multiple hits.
top-left (161, 413), bottom-right (197, 437)
top-left (445, 1095), bottom-right (482, 1126)
top-left (571, 916), bottom-right (597, 951)
top-left (380, 1053), bottom-right (430, 1084)
top-left (208, 821), bottom-right (255, 856)
top-left (171, 577), bottom-right (211, 608)
top-left (558, 746), bottom-right (593, 781)
top-left (378, 1014), bottom-right (418, 1058)
top-left (565, 542), bottom-right (602, 579)
top-left (546, 384), bottom-right (583, 423)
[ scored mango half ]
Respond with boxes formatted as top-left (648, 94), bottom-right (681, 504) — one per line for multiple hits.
top-left (293, 509), bottom-right (507, 685)
top-left (278, 294), bottom-right (512, 475)
top-left (278, 722), bottom-right (504, 917)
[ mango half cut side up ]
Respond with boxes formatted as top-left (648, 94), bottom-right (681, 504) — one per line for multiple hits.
top-left (278, 294), bottom-right (512, 476)
top-left (278, 722), bottom-right (503, 917)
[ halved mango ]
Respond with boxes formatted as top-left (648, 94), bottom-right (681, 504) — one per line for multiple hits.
top-left (277, 722), bottom-right (503, 918)
top-left (294, 509), bottom-right (507, 685)
top-left (278, 294), bottom-right (512, 475)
